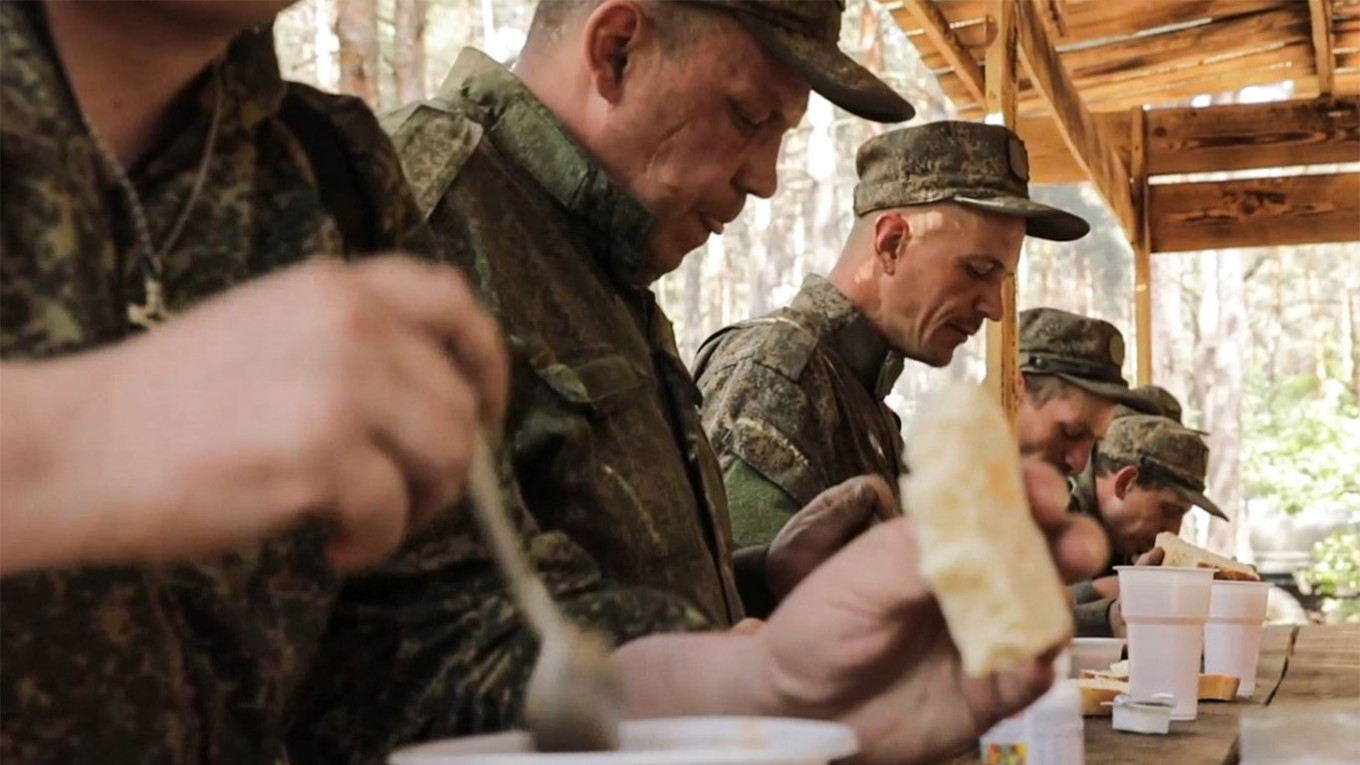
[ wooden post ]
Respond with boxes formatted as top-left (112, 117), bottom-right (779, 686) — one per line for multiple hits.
top-left (1130, 106), bottom-right (1153, 386)
top-left (984, 0), bottom-right (1019, 422)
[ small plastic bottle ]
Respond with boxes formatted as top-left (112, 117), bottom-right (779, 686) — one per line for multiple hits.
top-left (978, 652), bottom-right (1085, 765)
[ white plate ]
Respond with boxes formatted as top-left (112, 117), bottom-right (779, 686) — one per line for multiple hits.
top-left (388, 716), bottom-right (858, 765)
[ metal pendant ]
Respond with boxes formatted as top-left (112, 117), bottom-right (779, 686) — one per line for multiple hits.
top-left (127, 274), bottom-right (170, 330)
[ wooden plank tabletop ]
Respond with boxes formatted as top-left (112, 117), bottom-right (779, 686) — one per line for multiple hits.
top-left (941, 624), bottom-right (1360, 765)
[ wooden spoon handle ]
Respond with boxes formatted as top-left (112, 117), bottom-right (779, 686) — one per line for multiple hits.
top-left (466, 432), bottom-right (568, 640)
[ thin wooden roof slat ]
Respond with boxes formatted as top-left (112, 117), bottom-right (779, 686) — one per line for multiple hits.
top-left (884, 0), bottom-right (1286, 44)
top-left (1316, 0), bottom-right (1341, 95)
top-left (947, 44), bottom-right (1317, 117)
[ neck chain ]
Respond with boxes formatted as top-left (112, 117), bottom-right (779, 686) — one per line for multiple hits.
top-left (81, 62), bottom-right (225, 331)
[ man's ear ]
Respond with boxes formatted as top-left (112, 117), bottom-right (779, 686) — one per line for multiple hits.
top-left (582, 1), bottom-right (645, 104)
top-left (871, 211), bottom-right (910, 277)
top-left (1113, 465), bottom-right (1140, 499)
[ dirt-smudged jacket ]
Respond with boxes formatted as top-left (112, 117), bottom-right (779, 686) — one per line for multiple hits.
top-left (694, 274), bottom-right (905, 547)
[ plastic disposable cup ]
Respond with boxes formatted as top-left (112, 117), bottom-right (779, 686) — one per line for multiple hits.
top-left (1203, 580), bottom-right (1271, 697)
top-left (387, 717), bottom-right (859, 765)
top-left (1116, 566), bottom-right (1215, 721)
top-left (1069, 637), bottom-right (1126, 677)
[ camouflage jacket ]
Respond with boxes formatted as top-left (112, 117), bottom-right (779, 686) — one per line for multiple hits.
top-left (1067, 462), bottom-right (1118, 636)
top-left (287, 48), bottom-right (743, 761)
top-left (0, 7), bottom-right (435, 764)
top-left (693, 274), bottom-right (905, 548)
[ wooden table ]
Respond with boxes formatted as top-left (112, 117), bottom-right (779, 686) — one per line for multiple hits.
top-left (944, 624), bottom-right (1360, 765)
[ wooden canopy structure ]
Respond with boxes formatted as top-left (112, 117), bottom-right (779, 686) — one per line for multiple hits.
top-left (877, 0), bottom-right (1360, 413)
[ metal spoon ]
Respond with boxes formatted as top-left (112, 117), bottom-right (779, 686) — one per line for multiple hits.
top-left (466, 434), bottom-right (623, 752)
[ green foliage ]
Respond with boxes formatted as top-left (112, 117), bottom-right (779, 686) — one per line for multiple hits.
top-left (1242, 376), bottom-right (1360, 515)
top-left (1307, 528), bottom-right (1360, 597)
top-left (1305, 528), bottom-right (1360, 624)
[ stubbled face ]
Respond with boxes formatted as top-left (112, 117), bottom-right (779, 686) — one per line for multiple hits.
top-left (1016, 386), bottom-right (1116, 476)
top-left (874, 205), bottom-right (1025, 367)
top-left (1100, 476), bottom-right (1191, 556)
top-left (587, 7), bottom-right (809, 280)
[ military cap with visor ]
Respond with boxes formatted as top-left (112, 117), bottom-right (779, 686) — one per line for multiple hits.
top-left (1018, 307), bottom-right (1159, 413)
top-left (853, 120), bottom-right (1090, 241)
top-left (1100, 414), bottom-right (1228, 521)
top-left (1113, 384), bottom-right (1185, 424)
top-left (687, 0), bottom-right (915, 123)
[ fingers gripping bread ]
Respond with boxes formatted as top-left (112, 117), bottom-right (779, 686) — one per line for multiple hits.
top-left (900, 384), bottom-right (1073, 677)
top-left (1155, 532), bottom-right (1260, 581)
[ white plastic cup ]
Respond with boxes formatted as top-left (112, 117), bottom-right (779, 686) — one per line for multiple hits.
top-left (386, 717), bottom-right (858, 765)
top-left (1068, 638), bottom-right (1126, 678)
top-left (1116, 566), bottom-right (1215, 721)
top-left (1203, 580), bottom-right (1271, 697)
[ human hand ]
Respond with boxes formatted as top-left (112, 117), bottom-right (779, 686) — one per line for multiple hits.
top-left (764, 475), bottom-right (899, 600)
top-left (1, 257), bottom-right (506, 575)
top-left (755, 459), bottom-right (1106, 764)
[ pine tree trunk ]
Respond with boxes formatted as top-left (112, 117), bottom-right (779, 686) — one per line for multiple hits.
top-left (1195, 251), bottom-right (1246, 556)
top-left (314, 0), bottom-right (340, 91)
top-left (335, 0), bottom-right (379, 106)
top-left (393, 0), bottom-right (428, 103)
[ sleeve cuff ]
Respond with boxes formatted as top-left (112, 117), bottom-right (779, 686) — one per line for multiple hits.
top-left (732, 544), bottom-right (777, 619)
top-left (1073, 597), bottom-right (1115, 638)
top-left (1068, 579), bottom-right (1100, 605)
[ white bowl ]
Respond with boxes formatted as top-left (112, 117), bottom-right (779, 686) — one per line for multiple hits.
top-left (1069, 637), bottom-right (1126, 677)
top-left (388, 716), bottom-right (859, 765)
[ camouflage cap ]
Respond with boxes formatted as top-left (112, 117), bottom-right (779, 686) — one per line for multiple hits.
top-left (1019, 308), bottom-right (1158, 412)
top-left (1113, 385), bottom-right (1185, 424)
top-left (852, 121), bottom-right (1090, 241)
top-left (1100, 414), bottom-right (1228, 520)
top-left (688, 0), bottom-right (914, 123)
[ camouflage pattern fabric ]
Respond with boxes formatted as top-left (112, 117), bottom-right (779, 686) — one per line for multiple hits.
top-left (852, 121), bottom-right (1088, 241)
top-left (694, 274), bottom-right (904, 547)
top-left (1019, 307), bottom-right (1156, 412)
top-left (1098, 414), bottom-right (1224, 520)
top-left (0, 8), bottom-right (425, 764)
top-left (686, 0), bottom-right (913, 123)
top-left (1112, 384), bottom-right (1184, 423)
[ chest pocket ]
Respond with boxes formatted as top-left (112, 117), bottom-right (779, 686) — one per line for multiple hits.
top-left (532, 354), bottom-right (649, 417)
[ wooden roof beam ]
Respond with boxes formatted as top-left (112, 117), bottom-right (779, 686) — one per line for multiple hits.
top-left (1149, 172), bottom-right (1360, 252)
top-left (902, 0), bottom-right (986, 106)
top-left (1310, 0), bottom-right (1337, 96)
top-left (1013, 0), bottom-right (1136, 237)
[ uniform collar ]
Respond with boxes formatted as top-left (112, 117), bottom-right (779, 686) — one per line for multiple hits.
top-left (438, 48), bottom-right (656, 286)
top-left (789, 274), bottom-right (903, 400)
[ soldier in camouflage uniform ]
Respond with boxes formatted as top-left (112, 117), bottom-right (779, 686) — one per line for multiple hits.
top-left (1066, 414), bottom-right (1228, 637)
top-left (1015, 307), bottom-right (1160, 476)
top-left (1, 1), bottom-right (508, 762)
top-left (694, 122), bottom-right (1089, 551)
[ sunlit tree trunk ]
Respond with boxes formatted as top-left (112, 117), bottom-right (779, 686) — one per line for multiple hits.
top-left (335, 0), bottom-right (379, 105)
top-left (1193, 251), bottom-right (1245, 555)
top-left (393, 0), bottom-right (428, 103)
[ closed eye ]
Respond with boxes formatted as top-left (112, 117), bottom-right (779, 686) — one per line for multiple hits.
top-left (728, 99), bottom-right (764, 137)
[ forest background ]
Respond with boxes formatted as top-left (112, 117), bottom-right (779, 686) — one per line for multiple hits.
top-left (274, 0), bottom-right (1360, 621)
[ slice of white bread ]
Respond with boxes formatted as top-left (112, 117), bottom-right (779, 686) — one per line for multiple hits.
top-left (1077, 677), bottom-right (1128, 717)
top-left (900, 384), bottom-right (1072, 677)
top-left (1199, 674), bottom-right (1241, 701)
top-left (1081, 659), bottom-right (1129, 681)
top-left (1155, 532), bottom-right (1261, 581)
